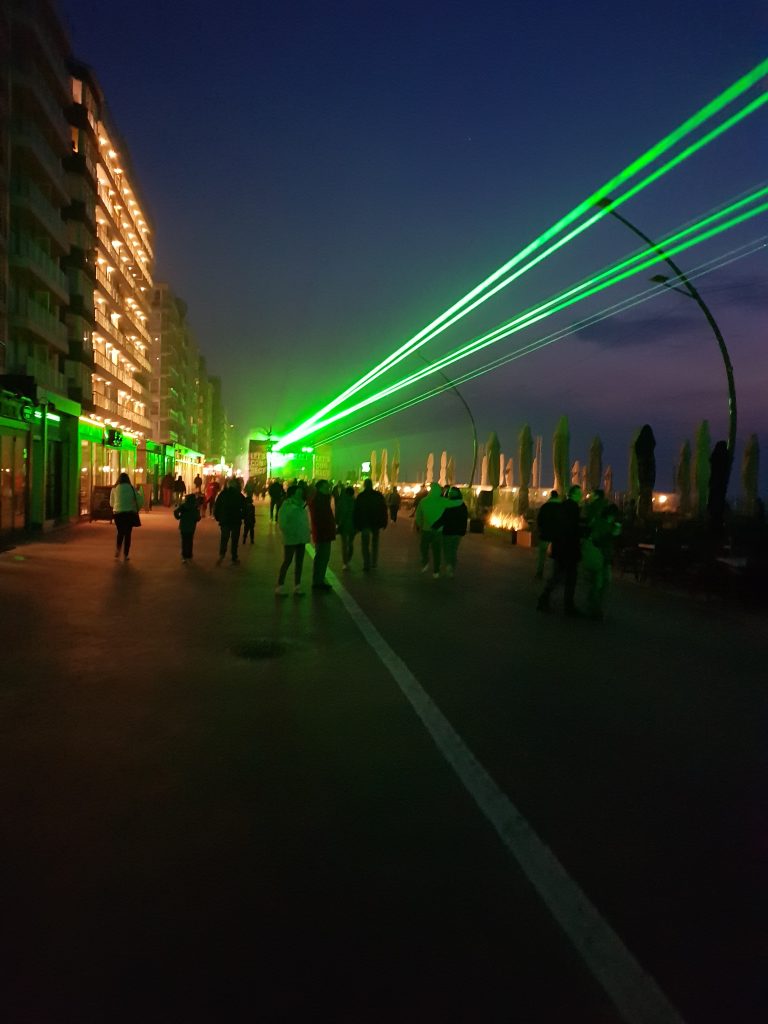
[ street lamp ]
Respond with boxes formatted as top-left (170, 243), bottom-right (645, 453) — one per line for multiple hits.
top-left (596, 197), bottom-right (737, 482)
top-left (416, 351), bottom-right (479, 486)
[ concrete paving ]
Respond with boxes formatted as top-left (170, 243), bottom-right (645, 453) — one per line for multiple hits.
top-left (0, 502), bottom-right (764, 1022)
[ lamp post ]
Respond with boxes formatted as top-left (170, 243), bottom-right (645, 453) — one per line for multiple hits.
top-left (596, 197), bottom-right (737, 482)
top-left (416, 352), bottom-right (479, 487)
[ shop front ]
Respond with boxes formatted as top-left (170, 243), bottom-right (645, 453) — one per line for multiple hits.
top-left (0, 392), bottom-right (30, 542)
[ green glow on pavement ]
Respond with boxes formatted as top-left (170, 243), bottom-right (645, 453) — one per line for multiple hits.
top-left (290, 193), bottom-right (768, 439)
top-left (275, 60), bottom-right (768, 450)
top-left (316, 237), bottom-right (767, 447)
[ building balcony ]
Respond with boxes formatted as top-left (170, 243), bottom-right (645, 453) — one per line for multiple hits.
top-left (9, 236), bottom-right (69, 304)
top-left (63, 149), bottom-right (98, 183)
top-left (95, 265), bottom-right (119, 302)
top-left (94, 306), bottom-right (128, 347)
top-left (11, 6), bottom-right (71, 105)
top-left (10, 178), bottom-right (69, 251)
top-left (10, 297), bottom-right (68, 353)
top-left (24, 353), bottom-right (66, 394)
top-left (10, 119), bottom-right (69, 204)
top-left (63, 199), bottom-right (97, 234)
top-left (92, 391), bottom-right (120, 416)
top-left (94, 348), bottom-right (143, 392)
top-left (10, 64), bottom-right (70, 153)
top-left (68, 338), bottom-right (94, 367)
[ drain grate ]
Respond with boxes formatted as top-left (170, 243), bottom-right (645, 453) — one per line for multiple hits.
top-left (232, 638), bottom-right (288, 660)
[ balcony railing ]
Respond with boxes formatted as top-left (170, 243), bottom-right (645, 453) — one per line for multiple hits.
top-left (10, 235), bottom-right (69, 300)
top-left (92, 391), bottom-right (119, 415)
top-left (10, 119), bottom-right (68, 202)
top-left (11, 65), bottom-right (70, 152)
top-left (10, 178), bottom-right (69, 250)
top-left (10, 296), bottom-right (68, 351)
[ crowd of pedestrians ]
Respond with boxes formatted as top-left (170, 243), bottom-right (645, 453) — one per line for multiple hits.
top-left (109, 469), bottom-right (622, 621)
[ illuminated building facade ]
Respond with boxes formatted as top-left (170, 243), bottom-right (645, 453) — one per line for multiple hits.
top-left (0, 0), bottom-right (235, 539)
top-left (1, 0), bottom-right (81, 534)
top-left (78, 69), bottom-right (155, 500)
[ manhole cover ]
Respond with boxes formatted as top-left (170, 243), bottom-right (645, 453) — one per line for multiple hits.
top-left (232, 638), bottom-right (288, 660)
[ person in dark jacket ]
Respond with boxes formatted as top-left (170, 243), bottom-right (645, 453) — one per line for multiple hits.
top-left (172, 475), bottom-right (187, 507)
top-left (535, 490), bottom-right (561, 579)
top-left (268, 479), bottom-right (285, 522)
top-left (174, 492), bottom-right (201, 563)
top-left (433, 487), bottom-right (468, 577)
top-left (387, 486), bottom-right (401, 523)
top-left (308, 479), bottom-right (336, 590)
top-left (353, 479), bottom-right (388, 570)
top-left (335, 485), bottom-right (356, 569)
top-left (214, 477), bottom-right (247, 565)
top-left (242, 494), bottom-right (256, 544)
top-left (537, 484), bottom-right (583, 615)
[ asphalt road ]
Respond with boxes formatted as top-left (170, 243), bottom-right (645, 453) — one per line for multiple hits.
top-left (1, 502), bottom-right (765, 1023)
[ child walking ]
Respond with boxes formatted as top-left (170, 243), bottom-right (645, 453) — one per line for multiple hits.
top-left (242, 495), bottom-right (256, 544)
top-left (174, 492), bottom-right (201, 563)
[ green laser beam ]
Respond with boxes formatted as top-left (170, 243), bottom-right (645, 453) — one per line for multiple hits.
top-left (292, 194), bottom-right (768, 439)
top-left (315, 238), bottom-right (766, 448)
top-left (275, 60), bottom-right (768, 450)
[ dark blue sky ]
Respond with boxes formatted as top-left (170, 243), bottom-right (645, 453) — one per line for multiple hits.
top-left (59, 0), bottom-right (767, 488)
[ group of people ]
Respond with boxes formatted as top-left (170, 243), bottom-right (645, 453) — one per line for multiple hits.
top-left (111, 470), bottom-right (620, 619)
top-left (536, 486), bottom-right (621, 620)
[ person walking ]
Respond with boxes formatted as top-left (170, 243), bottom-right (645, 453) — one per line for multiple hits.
top-left (535, 490), bottom-right (561, 580)
top-left (214, 477), bottom-right (247, 565)
top-left (335, 484), bottom-right (356, 569)
top-left (173, 475), bottom-right (186, 507)
top-left (387, 486), bottom-right (401, 524)
top-left (353, 479), bottom-right (388, 571)
top-left (275, 484), bottom-right (311, 595)
top-left (193, 472), bottom-right (203, 493)
top-left (242, 494), bottom-right (256, 545)
top-left (268, 479), bottom-right (285, 522)
top-left (582, 503), bottom-right (621, 620)
top-left (433, 486), bottom-right (468, 577)
top-left (308, 479), bottom-right (336, 591)
top-left (109, 471), bottom-right (143, 561)
top-left (204, 478), bottom-right (220, 518)
top-left (537, 484), bottom-right (584, 615)
top-left (415, 482), bottom-right (462, 578)
top-left (160, 471), bottom-right (174, 508)
top-left (174, 492), bottom-right (201, 563)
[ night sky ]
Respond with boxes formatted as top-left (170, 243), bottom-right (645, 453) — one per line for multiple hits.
top-left (58, 0), bottom-right (767, 489)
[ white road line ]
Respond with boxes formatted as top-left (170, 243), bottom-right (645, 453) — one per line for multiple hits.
top-left (318, 557), bottom-right (686, 1024)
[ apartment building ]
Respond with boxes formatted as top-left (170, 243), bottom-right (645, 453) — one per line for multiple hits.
top-left (0, 0), bottom-right (235, 538)
top-left (2, 0), bottom-right (81, 533)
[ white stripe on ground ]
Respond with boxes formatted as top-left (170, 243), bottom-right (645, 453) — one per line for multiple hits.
top-left (310, 551), bottom-right (685, 1024)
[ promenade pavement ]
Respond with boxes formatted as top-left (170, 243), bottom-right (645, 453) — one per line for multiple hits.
top-left (0, 500), bottom-right (764, 1023)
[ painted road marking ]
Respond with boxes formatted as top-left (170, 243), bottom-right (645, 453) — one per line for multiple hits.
top-left (312, 550), bottom-right (686, 1024)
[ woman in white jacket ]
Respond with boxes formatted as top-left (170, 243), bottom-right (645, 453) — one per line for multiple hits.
top-left (275, 484), bottom-right (311, 595)
top-left (109, 472), bottom-right (143, 560)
